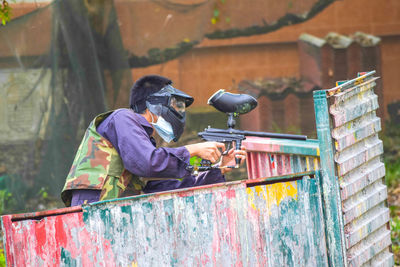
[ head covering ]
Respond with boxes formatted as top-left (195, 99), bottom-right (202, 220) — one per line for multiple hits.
top-left (130, 75), bottom-right (194, 142)
top-left (129, 75), bottom-right (172, 113)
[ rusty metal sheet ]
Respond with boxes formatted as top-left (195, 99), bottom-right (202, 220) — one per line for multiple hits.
top-left (328, 73), bottom-right (394, 266)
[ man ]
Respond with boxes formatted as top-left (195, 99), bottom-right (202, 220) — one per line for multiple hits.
top-left (61, 75), bottom-right (246, 207)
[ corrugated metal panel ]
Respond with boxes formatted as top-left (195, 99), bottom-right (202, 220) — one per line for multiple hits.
top-left (328, 73), bottom-right (394, 266)
top-left (243, 136), bottom-right (320, 180)
top-left (2, 177), bottom-right (329, 266)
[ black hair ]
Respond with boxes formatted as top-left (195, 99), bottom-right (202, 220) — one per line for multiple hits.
top-left (129, 75), bottom-right (172, 113)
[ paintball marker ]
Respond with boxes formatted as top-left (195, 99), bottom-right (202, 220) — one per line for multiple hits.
top-left (186, 89), bottom-right (307, 174)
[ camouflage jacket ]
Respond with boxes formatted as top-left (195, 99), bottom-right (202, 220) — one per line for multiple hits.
top-left (61, 110), bottom-right (144, 206)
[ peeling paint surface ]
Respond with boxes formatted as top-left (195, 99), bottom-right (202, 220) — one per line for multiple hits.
top-left (1, 122), bottom-right (327, 266)
top-left (2, 176), bottom-right (328, 266)
top-left (1, 207), bottom-right (116, 266)
top-left (328, 73), bottom-right (394, 266)
top-left (81, 177), bottom-right (327, 266)
top-left (243, 137), bottom-right (320, 180)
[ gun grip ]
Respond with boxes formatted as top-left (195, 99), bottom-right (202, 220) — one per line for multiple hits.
top-left (235, 140), bottom-right (242, 165)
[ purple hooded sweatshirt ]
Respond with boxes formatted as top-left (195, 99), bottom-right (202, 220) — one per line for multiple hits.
top-left (70, 109), bottom-right (224, 206)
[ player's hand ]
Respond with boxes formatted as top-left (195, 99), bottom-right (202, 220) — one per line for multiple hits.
top-left (220, 145), bottom-right (247, 174)
top-left (185, 142), bottom-right (226, 163)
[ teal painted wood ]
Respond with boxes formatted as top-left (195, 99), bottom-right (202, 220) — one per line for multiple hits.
top-left (79, 177), bottom-right (329, 266)
top-left (244, 136), bottom-right (320, 156)
top-left (243, 137), bottom-right (320, 180)
top-left (328, 73), bottom-right (394, 266)
top-left (313, 89), bottom-right (347, 266)
top-left (246, 170), bottom-right (317, 185)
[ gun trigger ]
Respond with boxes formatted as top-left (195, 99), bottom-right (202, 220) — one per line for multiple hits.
top-left (200, 159), bottom-right (212, 167)
top-left (223, 142), bottom-right (231, 155)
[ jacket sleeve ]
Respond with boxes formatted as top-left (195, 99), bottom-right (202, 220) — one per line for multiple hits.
top-left (99, 110), bottom-right (192, 178)
top-left (143, 169), bottom-right (226, 194)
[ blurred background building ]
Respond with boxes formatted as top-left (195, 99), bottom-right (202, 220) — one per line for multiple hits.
top-left (0, 0), bottom-right (399, 211)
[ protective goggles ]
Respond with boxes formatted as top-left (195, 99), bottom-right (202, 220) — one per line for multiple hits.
top-left (146, 85), bottom-right (194, 115)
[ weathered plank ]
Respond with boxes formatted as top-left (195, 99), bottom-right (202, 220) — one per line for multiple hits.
top-left (313, 89), bottom-right (347, 266)
top-left (243, 137), bottom-right (320, 180)
top-left (339, 158), bottom-right (385, 201)
top-left (244, 136), bottom-right (320, 156)
top-left (2, 174), bottom-right (329, 266)
top-left (325, 72), bottom-right (393, 266)
top-left (332, 114), bottom-right (381, 152)
top-left (82, 178), bottom-right (328, 266)
top-left (344, 203), bottom-right (390, 248)
top-left (1, 207), bottom-right (115, 266)
top-left (335, 135), bottom-right (383, 177)
top-left (347, 226), bottom-right (392, 267)
top-left (342, 180), bottom-right (387, 225)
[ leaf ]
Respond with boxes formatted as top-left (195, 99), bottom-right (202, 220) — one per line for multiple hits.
top-left (190, 156), bottom-right (202, 166)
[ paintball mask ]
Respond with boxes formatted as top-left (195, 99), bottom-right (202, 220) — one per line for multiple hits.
top-left (146, 85), bottom-right (194, 142)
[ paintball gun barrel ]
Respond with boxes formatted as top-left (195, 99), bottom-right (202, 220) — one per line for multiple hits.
top-left (187, 89), bottom-right (307, 174)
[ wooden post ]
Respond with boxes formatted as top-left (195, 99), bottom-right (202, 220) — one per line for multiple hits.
top-left (313, 89), bottom-right (347, 267)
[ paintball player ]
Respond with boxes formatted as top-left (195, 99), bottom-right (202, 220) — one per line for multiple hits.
top-left (61, 75), bottom-right (246, 207)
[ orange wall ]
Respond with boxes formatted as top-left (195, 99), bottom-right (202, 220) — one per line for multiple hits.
top-left (131, 0), bottom-right (400, 121)
top-left (8, 0), bottom-right (400, 121)
top-left (132, 43), bottom-right (299, 108)
top-left (381, 35), bottom-right (400, 111)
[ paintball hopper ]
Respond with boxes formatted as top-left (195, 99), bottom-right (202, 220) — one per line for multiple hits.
top-left (208, 89), bottom-right (257, 115)
top-left (188, 89), bottom-right (307, 175)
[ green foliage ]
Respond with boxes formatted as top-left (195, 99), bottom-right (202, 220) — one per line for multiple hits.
top-left (0, 173), bottom-right (62, 215)
top-left (211, 0), bottom-right (230, 25)
top-left (390, 206), bottom-right (400, 265)
top-left (0, 0), bottom-right (12, 25)
top-left (391, 213), bottom-right (400, 246)
top-left (38, 187), bottom-right (49, 200)
top-left (189, 156), bottom-right (202, 167)
top-left (382, 121), bottom-right (400, 188)
top-left (0, 174), bottom-right (27, 215)
top-left (0, 189), bottom-right (12, 215)
top-left (386, 162), bottom-right (400, 189)
top-left (384, 120), bottom-right (400, 264)
top-left (287, 1), bottom-right (293, 9)
top-left (129, 40), bottom-right (198, 68)
top-left (0, 247), bottom-right (5, 267)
